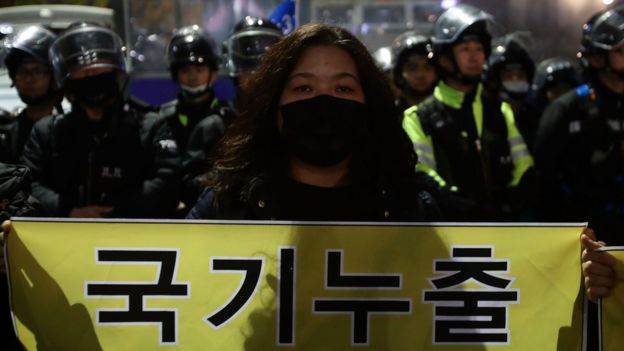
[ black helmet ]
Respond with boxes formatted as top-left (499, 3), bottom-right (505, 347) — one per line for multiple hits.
top-left (372, 46), bottom-right (393, 73)
top-left (391, 31), bottom-right (432, 86)
top-left (224, 16), bottom-right (282, 77)
top-left (431, 4), bottom-right (494, 58)
top-left (532, 57), bottom-right (581, 100)
top-left (4, 25), bottom-right (56, 81)
top-left (579, 10), bottom-right (606, 59)
top-left (167, 25), bottom-right (219, 77)
top-left (584, 7), bottom-right (624, 53)
top-left (485, 32), bottom-right (535, 85)
top-left (49, 24), bottom-right (125, 88)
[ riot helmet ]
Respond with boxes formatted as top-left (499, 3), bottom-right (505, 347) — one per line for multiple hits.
top-left (585, 7), bottom-right (624, 52)
top-left (167, 25), bottom-right (219, 79)
top-left (532, 57), bottom-right (581, 105)
top-left (49, 24), bottom-right (125, 89)
top-left (431, 4), bottom-right (495, 58)
top-left (485, 32), bottom-right (535, 99)
top-left (391, 31), bottom-right (432, 88)
top-left (224, 16), bottom-right (282, 77)
top-left (431, 4), bottom-right (496, 84)
top-left (4, 25), bottom-right (56, 81)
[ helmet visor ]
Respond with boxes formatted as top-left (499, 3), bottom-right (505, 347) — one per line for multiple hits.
top-left (227, 30), bottom-right (281, 75)
top-left (50, 26), bottom-right (125, 87)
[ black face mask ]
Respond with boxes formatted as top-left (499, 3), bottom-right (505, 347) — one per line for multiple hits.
top-left (67, 72), bottom-right (119, 107)
top-left (279, 94), bottom-right (369, 167)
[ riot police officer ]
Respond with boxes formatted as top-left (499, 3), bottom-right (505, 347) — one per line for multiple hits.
top-left (402, 4), bottom-right (534, 220)
top-left (534, 7), bottom-right (624, 244)
top-left (0, 25), bottom-right (60, 163)
top-left (531, 57), bottom-right (582, 118)
top-left (224, 16), bottom-right (282, 89)
top-left (20, 23), bottom-right (180, 218)
top-left (391, 31), bottom-right (438, 113)
top-left (484, 32), bottom-right (538, 148)
top-left (148, 25), bottom-right (232, 213)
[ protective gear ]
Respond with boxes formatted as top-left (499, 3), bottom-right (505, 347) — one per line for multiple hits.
top-left (49, 24), bottom-right (126, 89)
top-left (403, 82), bottom-right (534, 220)
top-left (579, 8), bottom-right (624, 77)
top-left (578, 10), bottom-right (605, 62)
top-left (372, 46), bottom-right (393, 73)
top-left (431, 4), bottom-right (495, 85)
top-left (3, 25), bottom-right (56, 81)
top-left (586, 8), bottom-right (624, 52)
top-left (431, 4), bottom-right (494, 57)
top-left (66, 72), bottom-right (119, 107)
top-left (167, 25), bottom-right (219, 79)
top-left (391, 31), bottom-right (432, 89)
top-left (532, 57), bottom-right (581, 104)
top-left (485, 32), bottom-right (535, 100)
top-left (279, 95), bottom-right (368, 167)
top-left (224, 16), bottom-right (282, 77)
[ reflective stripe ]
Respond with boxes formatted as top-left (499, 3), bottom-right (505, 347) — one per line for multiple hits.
top-left (511, 148), bottom-right (530, 161)
top-left (417, 152), bottom-right (437, 169)
top-left (413, 142), bottom-right (433, 154)
top-left (508, 136), bottom-right (524, 148)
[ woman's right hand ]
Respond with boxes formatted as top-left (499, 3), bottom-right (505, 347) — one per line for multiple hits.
top-left (581, 228), bottom-right (617, 302)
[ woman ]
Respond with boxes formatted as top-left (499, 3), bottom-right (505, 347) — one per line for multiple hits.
top-left (187, 23), bottom-right (441, 221)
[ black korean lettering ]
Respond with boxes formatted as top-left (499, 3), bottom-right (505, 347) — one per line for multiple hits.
top-left (86, 249), bottom-right (189, 344)
top-left (205, 257), bottom-right (263, 328)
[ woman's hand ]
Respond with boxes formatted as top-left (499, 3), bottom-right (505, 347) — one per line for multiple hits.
top-left (581, 228), bottom-right (617, 302)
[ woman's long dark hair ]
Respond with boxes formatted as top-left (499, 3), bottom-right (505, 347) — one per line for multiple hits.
top-left (206, 23), bottom-right (420, 210)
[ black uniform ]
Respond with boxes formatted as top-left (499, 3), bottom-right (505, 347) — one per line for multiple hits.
top-left (535, 79), bottom-right (624, 243)
top-left (21, 102), bottom-right (181, 218)
top-left (147, 96), bottom-right (232, 209)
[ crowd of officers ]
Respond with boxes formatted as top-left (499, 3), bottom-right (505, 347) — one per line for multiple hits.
top-left (0, 4), bottom-right (623, 244)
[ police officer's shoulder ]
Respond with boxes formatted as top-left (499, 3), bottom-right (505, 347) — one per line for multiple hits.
top-left (158, 99), bottom-right (179, 119)
top-left (415, 96), bottom-right (445, 133)
top-left (215, 99), bottom-right (235, 124)
top-left (0, 109), bottom-right (17, 126)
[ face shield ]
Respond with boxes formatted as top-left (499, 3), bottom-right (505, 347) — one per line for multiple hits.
top-left (49, 26), bottom-right (125, 88)
top-left (226, 29), bottom-right (281, 76)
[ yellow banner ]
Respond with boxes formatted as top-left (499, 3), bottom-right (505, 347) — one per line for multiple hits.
top-left (599, 248), bottom-right (624, 351)
top-left (6, 220), bottom-right (585, 350)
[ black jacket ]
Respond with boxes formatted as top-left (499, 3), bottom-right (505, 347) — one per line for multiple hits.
top-left (0, 110), bottom-right (36, 164)
top-left (186, 174), bottom-right (442, 222)
top-left (20, 102), bottom-right (181, 218)
top-left (147, 96), bottom-right (233, 209)
top-left (535, 79), bottom-right (624, 243)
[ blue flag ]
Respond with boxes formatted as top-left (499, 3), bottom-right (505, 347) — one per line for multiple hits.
top-left (269, 0), bottom-right (296, 34)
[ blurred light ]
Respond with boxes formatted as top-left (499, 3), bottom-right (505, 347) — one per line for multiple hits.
top-left (603, 0), bottom-right (614, 4)
top-left (441, 0), bottom-right (458, 9)
top-left (361, 23), bottom-right (369, 35)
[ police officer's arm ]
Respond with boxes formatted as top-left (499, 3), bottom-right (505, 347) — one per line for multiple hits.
top-left (182, 115), bottom-right (226, 204)
top-left (534, 97), bottom-right (570, 178)
top-left (19, 118), bottom-right (61, 216)
top-left (501, 102), bottom-right (534, 187)
top-left (135, 118), bottom-right (182, 217)
top-left (402, 105), bottom-right (448, 187)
